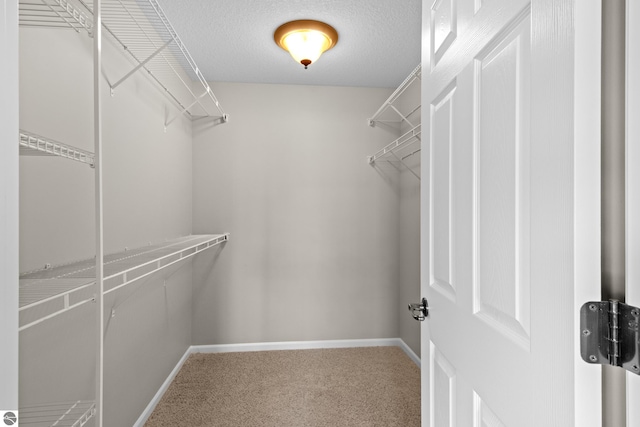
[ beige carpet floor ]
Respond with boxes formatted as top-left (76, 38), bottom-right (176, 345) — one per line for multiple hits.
top-left (144, 346), bottom-right (420, 427)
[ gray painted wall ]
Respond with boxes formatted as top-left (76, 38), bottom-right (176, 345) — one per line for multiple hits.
top-left (0, 0), bottom-right (19, 411)
top-left (19, 27), bottom-right (194, 426)
top-left (398, 81), bottom-right (421, 357)
top-left (398, 155), bottom-right (421, 356)
top-left (191, 82), bottom-right (404, 345)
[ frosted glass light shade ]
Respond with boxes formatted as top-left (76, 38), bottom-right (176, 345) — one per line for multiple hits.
top-left (274, 20), bottom-right (338, 69)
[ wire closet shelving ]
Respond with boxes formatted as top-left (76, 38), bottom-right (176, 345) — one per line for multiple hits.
top-left (17, 1), bottom-right (230, 425)
top-left (367, 64), bottom-right (422, 180)
top-left (82, 0), bottom-right (227, 128)
top-left (18, 0), bottom-right (228, 128)
top-left (19, 401), bottom-right (96, 427)
top-left (18, 0), bottom-right (94, 33)
top-left (368, 124), bottom-right (421, 164)
top-left (19, 131), bottom-right (95, 167)
top-left (19, 234), bottom-right (229, 331)
top-left (17, 234), bottom-right (228, 426)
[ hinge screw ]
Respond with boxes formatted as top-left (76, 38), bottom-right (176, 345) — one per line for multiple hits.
top-left (632, 310), bottom-right (639, 317)
top-left (582, 329), bottom-right (591, 336)
top-left (589, 355), bottom-right (598, 362)
top-left (589, 304), bottom-right (598, 311)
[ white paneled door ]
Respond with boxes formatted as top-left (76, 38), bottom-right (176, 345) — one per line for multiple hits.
top-left (420, 0), bottom-right (601, 426)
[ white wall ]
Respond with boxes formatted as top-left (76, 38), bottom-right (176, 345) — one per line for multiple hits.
top-left (19, 26), bottom-right (194, 426)
top-left (191, 82), bottom-right (403, 345)
top-left (398, 162), bottom-right (420, 357)
top-left (0, 0), bottom-right (19, 411)
top-left (398, 80), bottom-right (421, 357)
top-left (19, 28), bottom-right (94, 272)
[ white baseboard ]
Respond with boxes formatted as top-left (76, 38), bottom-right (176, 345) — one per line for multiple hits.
top-left (193, 338), bottom-right (421, 367)
top-left (135, 338), bottom-right (421, 426)
top-left (193, 337), bottom-right (399, 353)
top-left (396, 338), bottom-right (421, 368)
top-left (133, 347), bottom-right (192, 427)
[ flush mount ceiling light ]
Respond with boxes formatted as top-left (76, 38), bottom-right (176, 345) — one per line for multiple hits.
top-left (274, 20), bottom-right (339, 69)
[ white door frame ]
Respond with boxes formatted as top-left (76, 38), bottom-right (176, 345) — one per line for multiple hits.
top-left (574, 0), bottom-right (604, 425)
top-left (626, 0), bottom-right (640, 424)
top-left (0, 0), bottom-right (20, 413)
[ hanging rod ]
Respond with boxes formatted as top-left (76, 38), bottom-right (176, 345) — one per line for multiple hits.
top-left (401, 148), bottom-right (421, 161)
top-left (368, 64), bottom-right (421, 127)
top-left (390, 148), bottom-right (421, 181)
top-left (19, 130), bottom-right (95, 167)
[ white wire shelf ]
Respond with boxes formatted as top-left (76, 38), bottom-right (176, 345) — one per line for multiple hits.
top-left (368, 124), bottom-right (421, 165)
top-left (20, 401), bottom-right (95, 426)
top-left (79, 0), bottom-right (227, 128)
top-left (18, 0), bottom-right (227, 127)
top-left (368, 64), bottom-right (421, 128)
top-left (368, 124), bottom-right (421, 180)
top-left (19, 0), bottom-right (93, 34)
top-left (19, 234), bottom-right (229, 331)
top-left (19, 131), bottom-right (95, 167)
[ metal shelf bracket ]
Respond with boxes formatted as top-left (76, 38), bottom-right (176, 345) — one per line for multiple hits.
top-left (110, 38), bottom-right (174, 93)
top-left (368, 64), bottom-right (421, 128)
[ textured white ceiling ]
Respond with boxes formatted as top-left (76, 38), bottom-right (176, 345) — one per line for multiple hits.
top-left (159, 0), bottom-right (422, 88)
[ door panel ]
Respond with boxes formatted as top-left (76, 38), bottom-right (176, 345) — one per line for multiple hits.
top-left (420, 0), bottom-right (601, 425)
top-left (430, 81), bottom-right (456, 301)
top-left (473, 391), bottom-right (506, 427)
top-left (473, 13), bottom-right (531, 350)
top-left (431, 345), bottom-right (456, 426)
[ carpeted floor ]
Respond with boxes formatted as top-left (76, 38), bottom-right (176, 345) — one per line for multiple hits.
top-left (144, 346), bottom-right (421, 427)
